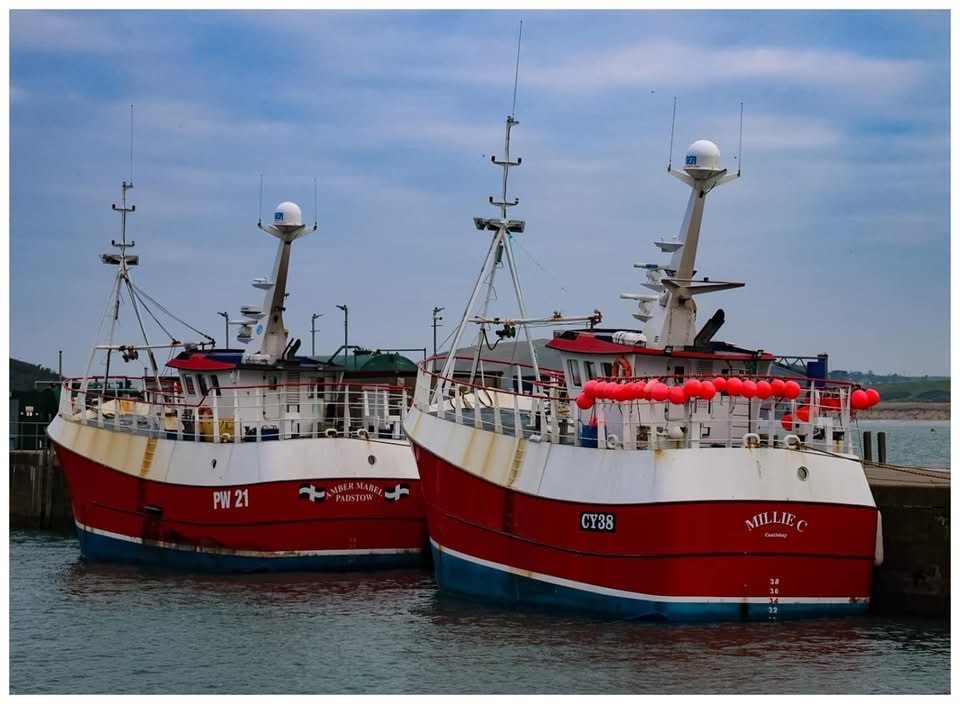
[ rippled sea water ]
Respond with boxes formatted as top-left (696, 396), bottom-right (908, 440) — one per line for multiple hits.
top-left (9, 531), bottom-right (950, 695)
top-left (854, 419), bottom-right (950, 467)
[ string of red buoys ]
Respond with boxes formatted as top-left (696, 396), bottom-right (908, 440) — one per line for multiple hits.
top-left (574, 376), bottom-right (881, 415)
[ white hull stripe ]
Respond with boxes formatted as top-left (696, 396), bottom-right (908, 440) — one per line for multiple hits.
top-left (76, 521), bottom-right (422, 558)
top-left (430, 538), bottom-right (861, 605)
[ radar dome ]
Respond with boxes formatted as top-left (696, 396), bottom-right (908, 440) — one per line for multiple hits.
top-left (273, 202), bottom-right (303, 227)
top-left (683, 140), bottom-right (721, 174)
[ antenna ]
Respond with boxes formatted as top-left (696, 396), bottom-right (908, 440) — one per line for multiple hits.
top-left (667, 96), bottom-right (677, 171)
top-left (258, 174), bottom-right (263, 226)
top-left (511, 20), bottom-right (523, 117)
top-left (128, 104), bottom-right (134, 186)
top-left (736, 101), bottom-right (744, 176)
top-left (313, 176), bottom-right (318, 227)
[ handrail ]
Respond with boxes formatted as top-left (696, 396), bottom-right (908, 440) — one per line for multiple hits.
top-left (57, 376), bottom-right (413, 445)
top-left (419, 355), bottom-right (567, 400)
top-left (413, 357), bottom-right (863, 454)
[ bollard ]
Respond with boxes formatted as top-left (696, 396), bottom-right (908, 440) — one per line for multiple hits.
top-left (863, 430), bottom-right (873, 462)
top-left (877, 431), bottom-right (887, 464)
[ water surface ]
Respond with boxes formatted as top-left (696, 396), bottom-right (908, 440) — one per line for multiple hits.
top-left (9, 531), bottom-right (950, 695)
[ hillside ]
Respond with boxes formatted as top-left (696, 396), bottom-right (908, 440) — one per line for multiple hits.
top-left (869, 379), bottom-right (950, 403)
top-left (10, 359), bottom-right (61, 393)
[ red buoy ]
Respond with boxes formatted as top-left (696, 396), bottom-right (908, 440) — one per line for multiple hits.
top-left (643, 379), bottom-right (659, 398)
top-left (614, 383), bottom-right (633, 402)
top-left (851, 389), bottom-right (869, 410)
top-left (797, 404), bottom-right (811, 422)
top-left (770, 378), bottom-right (786, 397)
top-left (683, 378), bottom-right (702, 398)
top-left (576, 393), bottom-right (594, 410)
top-left (755, 380), bottom-right (772, 399)
top-left (668, 386), bottom-right (687, 405)
top-left (821, 395), bottom-right (841, 410)
top-left (725, 377), bottom-right (743, 396)
top-left (582, 379), bottom-right (599, 398)
top-left (780, 413), bottom-right (794, 431)
top-left (741, 380), bottom-right (757, 398)
top-left (651, 382), bottom-right (669, 402)
top-left (865, 388), bottom-right (880, 407)
top-left (783, 380), bottom-right (801, 399)
top-left (712, 376), bottom-right (727, 391)
top-left (699, 380), bottom-right (717, 400)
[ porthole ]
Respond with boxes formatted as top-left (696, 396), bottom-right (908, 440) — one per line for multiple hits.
top-left (797, 465), bottom-right (808, 481)
top-left (368, 455), bottom-right (377, 466)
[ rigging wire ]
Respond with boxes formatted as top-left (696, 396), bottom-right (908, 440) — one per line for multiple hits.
top-left (131, 282), bottom-right (213, 342)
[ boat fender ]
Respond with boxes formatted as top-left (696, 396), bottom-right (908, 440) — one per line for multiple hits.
top-left (783, 434), bottom-right (801, 449)
top-left (324, 428), bottom-right (339, 438)
top-left (612, 357), bottom-right (632, 378)
top-left (220, 433), bottom-right (232, 443)
top-left (742, 432), bottom-right (760, 448)
top-left (355, 429), bottom-right (370, 440)
top-left (605, 433), bottom-right (620, 449)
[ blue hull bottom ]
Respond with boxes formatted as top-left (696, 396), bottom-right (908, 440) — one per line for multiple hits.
top-left (432, 545), bottom-right (869, 622)
top-left (76, 526), bottom-right (426, 573)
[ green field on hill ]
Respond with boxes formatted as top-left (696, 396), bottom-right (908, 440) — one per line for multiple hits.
top-left (869, 379), bottom-right (950, 403)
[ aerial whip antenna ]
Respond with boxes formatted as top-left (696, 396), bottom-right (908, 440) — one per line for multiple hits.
top-left (736, 101), bottom-right (744, 176)
top-left (667, 96), bottom-right (677, 171)
top-left (128, 104), bottom-right (134, 186)
top-left (511, 20), bottom-right (523, 117)
top-left (258, 174), bottom-right (263, 226)
top-left (313, 176), bottom-right (319, 227)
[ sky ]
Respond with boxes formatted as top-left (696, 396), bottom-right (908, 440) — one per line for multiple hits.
top-left (5, 6), bottom-right (954, 379)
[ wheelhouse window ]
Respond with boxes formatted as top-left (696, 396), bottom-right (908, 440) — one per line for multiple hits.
top-left (209, 374), bottom-right (222, 396)
top-left (584, 361), bottom-right (596, 380)
top-left (182, 374), bottom-right (196, 396)
top-left (197, 375), bottom-right (209, 398)
top-left (602, 362), bottom-right (613, 378)
top-left (566, 359), bottom-right (583, 387)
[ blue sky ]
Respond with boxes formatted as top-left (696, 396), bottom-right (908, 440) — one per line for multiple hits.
top-left (6, 8), bottom-right (953, 378)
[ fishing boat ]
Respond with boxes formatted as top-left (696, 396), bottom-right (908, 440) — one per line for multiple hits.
top-left (403, 113), bottom-right (884, 621)
top-left (47, 182), bottom-right (427, 571)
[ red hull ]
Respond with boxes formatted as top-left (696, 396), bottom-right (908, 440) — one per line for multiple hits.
top-left (413, 442), bottom-right (877, 602)
top-left (53, 442), bottom-right (427, 562)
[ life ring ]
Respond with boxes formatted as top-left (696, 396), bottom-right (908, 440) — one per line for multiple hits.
top-left (612, 356), bottom-right (632, 378)
top-left (198, 406), bottom-right (213, 417)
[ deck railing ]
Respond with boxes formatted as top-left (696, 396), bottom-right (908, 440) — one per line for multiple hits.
top-left (57, 377), bottom-right (411, 444)
top-left (413, 356), bottom-right (863, 455)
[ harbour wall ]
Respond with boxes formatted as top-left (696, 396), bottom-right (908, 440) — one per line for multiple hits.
top-left (9, 449), bottom-right (74, 533)
top-left (8, 449), bottom-right (949, 619)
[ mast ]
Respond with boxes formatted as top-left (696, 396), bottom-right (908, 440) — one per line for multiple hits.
top-left (87, 180), bottom-right (164, 388)
top-left (626, 140), bottom-right (745, 349)
top-left (433, 115), bottom-right (532, 402)
top-left (241, 202), bottom-right (317, 365)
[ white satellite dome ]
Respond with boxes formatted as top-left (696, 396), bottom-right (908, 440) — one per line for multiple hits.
top-left (273, 201), bottom-right (303, 227)
top-left (683, 140), bottom-right (721, 173)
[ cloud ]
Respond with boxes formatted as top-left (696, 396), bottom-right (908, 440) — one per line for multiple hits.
top-left (519, 40), bottom-right (927, 104)
top-left (7, 10), bottom-right (951, 376)
top-left (11, 11), bottom-right (120, 52)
